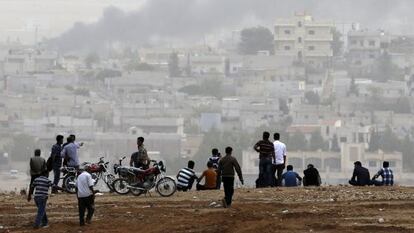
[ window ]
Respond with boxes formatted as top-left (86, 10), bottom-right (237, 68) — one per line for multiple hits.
top-left (308, 30), bottom-right (315, 35)
top-left (298, 21), bottom-right (302, 27)
top-left (389, 161), bottom-right (396, 167)
top-left (298, 37), bottom-right (302, 43)
top-left (340, 136), bottom-right (347, 143)
top-left (360, 41), bottom-right (364, 46)
top-left (326, 126), bottom-right (330, 135)
top-left (358, 133), bottom-right (364, 143)
top-left (284, 45), bottom-right (291, 50)
top-left (369, 40), bottom-right (375, 46)
top-left (368, 160), bottom-right (377, 167)
top-left (369, 54), bottom-right (375, 59)
top-left (308, 46), bottom-right (315, 51)
top-left (351, 40), bottom-right (357, 45)
top-left (284, 29), bottom-right (291, 35)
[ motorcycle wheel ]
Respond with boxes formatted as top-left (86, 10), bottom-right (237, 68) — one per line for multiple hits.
top-left (104, 174), bottom-right (116, 191)
top-left (112, 178), bottom-right (130, 195)
top-left (63, 175), bottom-right (77, 194)
top-left (156, 177), bottom-right (176, 197)
top-left (130, 188), bottom-right (144, 196)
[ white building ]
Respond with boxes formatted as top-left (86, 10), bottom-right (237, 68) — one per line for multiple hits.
top-left (274, 13), bottom-right (334, 68)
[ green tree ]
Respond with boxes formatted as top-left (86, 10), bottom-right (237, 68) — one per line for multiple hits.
top-left (309, 131), bottom-right (325, 151)
top-left (331, 29), bottom-right (343, 57)
top-left (168, 52), bottom-right (180, 77)
top-left (368, 129), bottom-right (380, 152)
top-left (379, 126), bottom-right (400, 152)
top-left (372, 52), bottom-right (396, 82)
top-left (401, 135), bottom-right (414, 171)
top-left (238, 26), bottom-right (274, 55)
top-left (305, 91), bottom-right (320, 105)
top-left (84, 52), bottom-right (100, 69)
top-left (348, 76), bottom-right (359, 96)
top-left (331, 134), bottom-right (340, 152)
top-left (287, 131), bottom-right (307, 151)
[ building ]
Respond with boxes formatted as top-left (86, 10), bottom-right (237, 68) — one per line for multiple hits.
top-left (347, 29), bottom-right (391, 75)
top-left (274, 13), bottom-right (334, 68)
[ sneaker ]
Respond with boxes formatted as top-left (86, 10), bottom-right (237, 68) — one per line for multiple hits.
top-left (86, 219), bottom-right (92, 225)
top-left (42, 225), bottom-right (49, 228)
top-left (221, 198), bottom-right (227, 208)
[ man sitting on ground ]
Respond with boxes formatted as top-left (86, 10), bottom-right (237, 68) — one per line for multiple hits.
top-left (303, 164), bottom-right (321, 186)
top-left (196, 161), bottom-right (217, 191)
top-left (176, 160), bottom-right (198, 192)
top-left (282, 165), bottom-right (302, 187)
top-left (372, 161), bottom-right (394, 186)
top-left (349, 161), bottom-right (371, 186)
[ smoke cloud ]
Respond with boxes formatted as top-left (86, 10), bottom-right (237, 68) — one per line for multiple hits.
top-left (50, 0), bottom-right (414, 51)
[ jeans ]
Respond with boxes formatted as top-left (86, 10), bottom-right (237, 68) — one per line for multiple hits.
top-left (222, 176), bottom-right (235, 206)
top-left (273, 164), bottom-right (285, 187)
top-left (52, 166), bottom-right (61, 187)
top-left (78, 195), bottom-right (95, 226)
top-left (34, 197), bottom-right (48, 227)
top-left (259, 158), bottom-right (273, 187)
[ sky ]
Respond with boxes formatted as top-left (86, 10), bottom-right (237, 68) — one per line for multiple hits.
top-left (0, 0), bottom-right (145, 44)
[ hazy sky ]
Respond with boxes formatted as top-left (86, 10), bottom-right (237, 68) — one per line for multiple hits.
top-left (0, 0), bottom-right (145, 44)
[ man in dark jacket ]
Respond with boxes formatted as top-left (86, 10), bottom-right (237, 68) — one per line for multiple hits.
top-left (218, 147), bottom-right (243, 208)
top-left (349, 161), bottom-right (371, 186)
top-left (51, 135), bottom-right (64, 193)
top-left (303, 164), bottom-right (321, 186)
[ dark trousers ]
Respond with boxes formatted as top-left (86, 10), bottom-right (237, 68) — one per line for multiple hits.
top-left (258, 158), bottom-right (273, 187)
top-left (349, 180), bottom-right (372, 186)
top-left (273, 164), bottom-right (285, 187)
top-left (222, 176), bottom-right (235, 206)
top-left (216, 171), bottom-right (222, 189)
top-left (34, 196), bottom-right (48, 227)
top-left (196, 183), bottom-right (216, 191)
top-left (30, 175), bottom-right (40, 189)
top-left (52, 166), bottom-right (61, 188)
top-left (78, 195), bottom-right (95, 226)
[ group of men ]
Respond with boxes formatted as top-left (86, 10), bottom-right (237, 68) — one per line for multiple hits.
top-left (176, 147), bottom-right (243, 208)
top-left (28, 134), bottom-right (96, 229)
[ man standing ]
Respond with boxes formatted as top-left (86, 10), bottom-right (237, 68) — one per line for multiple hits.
top-left (30, 149), bottom-right (46, 189)
top-left (349, 161), bottom-right (371, 186)
top-left (372, 161), bottom-right (394, 186)
top-left (130, 137), bottom-right (150, 169)
top-left (27, 170), bottom-right (53, 229)
top-left (282, 165), bottom-right (302, 187)
top-left (176, 160), bottom-right (198, 191)
top-left (218, 147), bottom-right (243, 208)
top-left (273, 133), bottom-right (287, 187)
top-left (208, 148), bottom-right (221, 189)
top-left (253, 132), bottom-right (274, 188)
top-left (51, 135), bottom-right (64, 193)
top-left (76, 168), bottom-right (97, 226)
top-left (61, 135), bottom-right (83, 169)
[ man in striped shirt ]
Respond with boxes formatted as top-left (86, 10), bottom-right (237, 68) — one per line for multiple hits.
top-left (253, 132), bottom-right (275, 188)
top-left (176, 160), bottom-right (198, 191)
top-left (27, 171), bottom-right (53, 229)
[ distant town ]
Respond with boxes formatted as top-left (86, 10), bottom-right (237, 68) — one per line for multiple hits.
top-left (1, 12), bottom-right (414, 185)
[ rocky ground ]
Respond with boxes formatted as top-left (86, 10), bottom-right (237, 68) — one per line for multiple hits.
top-left (1, 186), bottom-right (414, 233)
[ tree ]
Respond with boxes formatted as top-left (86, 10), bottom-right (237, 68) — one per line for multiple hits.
top-left (309, 131), bottom-right (325, 151)
top-left (401, 135), bottom-right (414, 171)
top-left (238, 26), bottom-right (274, 55)
top-left (279, 98), bottom-right (289, 114)
top-left (331, 134), bottom-right (340, 152)
top-left (287, 131), bottom-right (307, 151)
top-left (168, 52), bottom-right (180, 77)
top-left (379, 126), bottom-right (400, 152)
top-left (348, 76), bottom-right (359, 96)
top-left (368, 129), bottom-right (380, 152)
top-left (4, 134), bottom-right (37, 161)
top-left (331, 29), bottom-right (343, 57)
top-left (372, 52), bottom-right (394, 82)
top-left (305, 91), bottom-right (320, 105)
top-left (84, 52), bottom-right (100, 69)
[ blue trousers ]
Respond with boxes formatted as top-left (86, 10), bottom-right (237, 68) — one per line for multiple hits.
top-left (34, 197), bottom-right (48, 227)
top-left (259, 157), bottom-right (273, 187)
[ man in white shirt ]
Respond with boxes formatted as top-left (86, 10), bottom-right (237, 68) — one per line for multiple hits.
top-left (76, 168), bottom-right (96, 226)
top-left (273, 133), bottom-right (287, 187)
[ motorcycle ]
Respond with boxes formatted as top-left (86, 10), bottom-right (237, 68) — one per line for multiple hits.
top-left (112, 160), bottom-right (176, 197)
top-left (62, 157), bottom-right (115, 193)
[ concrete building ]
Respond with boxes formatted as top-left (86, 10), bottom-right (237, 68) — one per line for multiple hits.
top-left (347, 29), bottom-right (391, 75)
top-left (274, 13), bottom-right (334, 68)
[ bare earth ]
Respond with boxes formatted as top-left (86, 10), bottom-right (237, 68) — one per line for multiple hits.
top-left (1, 186), bottom-right (414, 233)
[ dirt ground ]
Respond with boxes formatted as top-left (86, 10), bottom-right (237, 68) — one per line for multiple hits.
top-left (1, 186), bottom-right (414, 233)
